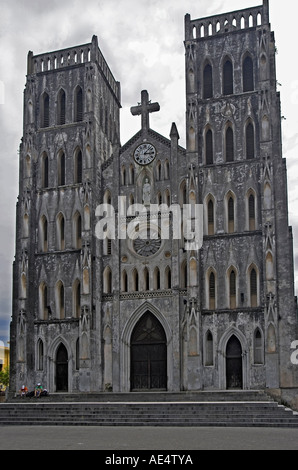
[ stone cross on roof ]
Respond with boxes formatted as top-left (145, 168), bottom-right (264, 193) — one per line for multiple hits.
top-left (130, 90), bottom-right (160, 132)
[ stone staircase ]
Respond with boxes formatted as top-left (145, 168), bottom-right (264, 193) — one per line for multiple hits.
top-left (1, 390), bottom-right (298, 427)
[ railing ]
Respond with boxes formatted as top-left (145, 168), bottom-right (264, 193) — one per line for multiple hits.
top-left (27, 35), bottom-right (120, 101)
top-left (185, 3), bottom-right (268, 41)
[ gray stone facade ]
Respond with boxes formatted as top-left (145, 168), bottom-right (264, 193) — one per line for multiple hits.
top-left (10, 1), bottom-right (298, 404)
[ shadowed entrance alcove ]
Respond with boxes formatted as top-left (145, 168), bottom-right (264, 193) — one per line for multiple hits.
top-left (130, 312), bottom-right (167, 391)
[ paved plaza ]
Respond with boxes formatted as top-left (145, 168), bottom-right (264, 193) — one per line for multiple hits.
top-left (1, 425), bottom-right (298, 451)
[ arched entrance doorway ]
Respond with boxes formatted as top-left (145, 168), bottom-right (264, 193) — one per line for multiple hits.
top-left (56, 343), bottom-right (68, 391)
top-left (226, 335), bottom-right (243, 389)
top-left (131, 312), bottom-right (167, 391)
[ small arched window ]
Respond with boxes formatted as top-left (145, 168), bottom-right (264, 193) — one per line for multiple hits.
top-left (57, 89), bottom-right (66, 125)
top-left (205, 330), bottom-right (214, 366)
top-left (165, 266), bottom-right (171, 289)
top-left (181, 261), bottom-right (188, 288)
top-left (144, 267), bottom-right (150, 291)
top-left (248, 193), bottom-right (256, 231)
top-left (39, 282), bottom-right (48, 320)
top-left (226, 126), bottom-right (234, 162)
top-left (74, 149), bottom-right (83, 183)
top-left (132, 268), bottom-right (139, 292)
top-left (153, 267), bottom-right (161, 290)
top-left (41, 92), bottom-right (50, 128)
top-left (56, 281), bottom-right (65, 319)
top-left (75, 86), bottom-right (83, 122)
top-left (37, 339), bottom-right (44, 371)
top-left (40, 216), bottom-right (48, 253)
top-left (250, 268), bottom-right (258, 307)
top-left (74, 212), bottom-right (82, 249)
top-left (246, 122), bottom-right (255, 159)
top-left (228, 196), bottom-right (235, 233)
top-left (73, 280), bottom-right (81, 318)
top-left (205, 129), bottom-right (213, 165)
top-left (203, 63), bottom-right (213, 99)
top-left (58, 151), bottom-right (66, 186)
top-left (223, 59), bottom-right (233, 95)
top-left (57, 213), bottom-right (65, 250)
top-left (103, 267), bottom-right (112, 294)
top-left (243, 55), bottom-right (254, 92)
top-left (42, 152), bottom-right (49, 188)
top-left (209, 271), bottom-right (216, 309)
top-left (121, 270), bottom-right (128, 292)
top-left (207, 198), bottom-right (215, 235)
top-left (229, 269), bottom-right (237, 309)
top-left (254, 328), bottom-right (264, 364)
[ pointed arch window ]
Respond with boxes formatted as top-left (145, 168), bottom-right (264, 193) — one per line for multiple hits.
top-left (181, 261), bottom-right (188, 288)
top-left (205, 331), bottom-right (214, 366)
top-left (57, 213), bottom-right (65, 250)
top-left (74, 149), bottom-right (83, 183)
top-left (73, 280), bottom-right (81, 318)
top-left (226, 126), bottom-right (234, 162)
top-left (254, 328), bottom-right (264, 364)
top-left (132, 268), bottom-right (139, 292)
top-left (58, 151), bottom-right (66, 186)
top-left (121, 270), bottom-right (128, 292)
top-left (41, 92), bottom-right (49, 128)
top-left (156, 160), bottom-right (162, 181)
top-left (144, 267), bottom-right (150, 291)
top-left (40, 216), bottom-right (48, 252)
top-left (243, 55), bottom-right (254, 92)
top-left (74, 212), bottom-right (82, 249)
top-left (37, 339), bottom-right (44, 371)
top-left (250, 268), bottom-right (258, 307)
top-left (103, 267), bottom-right (112, 294)
top-left (223, 58), bottom-right (233, 95)
top-left (246, 122), bottom-right (255, 159)
top-left (248, 193), bottom-right (256, 230)
top-left (209, 271), bottom-right (216, 309)
top-left (207, 198), bottom-right (215, 235)
top-left (203, 63), bottom-right (213, 99)
top-left (75, 86), bottom-right (83, 122)
top-left (57, 89), bottom-right (66, 125)
top-left (41, 152), bottom-right (49, 188)
top-left (56, 281), bottom-right (65, 319)
top-left (153, 267), bottom-right (161, 290)
top-left (164, 160), bottom-right (170, 180)
top-left (165, 266), bottom-right (171, 290)
top-left (39, 282), bottom-right (48, 320)
top-left (228, 196), bottom-right (235, 233)
top-left (229, 269), bottom-right (237, 309)
top-left (205, 128), bottom-right (213, 165)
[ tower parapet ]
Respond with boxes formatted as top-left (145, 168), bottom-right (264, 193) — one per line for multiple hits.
top-left (27, 35), bottom-right (120, 102)
top-left (185, 1), bottom-right (269, 41)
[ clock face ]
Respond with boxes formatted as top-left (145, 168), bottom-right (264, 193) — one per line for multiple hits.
top-left (134, 143), bottom-right (156, 166)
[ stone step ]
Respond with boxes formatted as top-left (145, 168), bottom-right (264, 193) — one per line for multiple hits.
top-left (8, 389), bottom-right (272, 403)
top-left (1, 395), bottom-right (298, 427)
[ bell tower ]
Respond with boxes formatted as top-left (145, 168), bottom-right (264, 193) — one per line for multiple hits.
top-left (184, 0), bottom-right (298, 392)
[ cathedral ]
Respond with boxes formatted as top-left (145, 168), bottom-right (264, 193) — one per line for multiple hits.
top-left (10, 0), bottom-right (298, 405)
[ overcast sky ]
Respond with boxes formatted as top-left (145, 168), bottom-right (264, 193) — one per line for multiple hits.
top-left (0, 0), bottom-right (297, 346)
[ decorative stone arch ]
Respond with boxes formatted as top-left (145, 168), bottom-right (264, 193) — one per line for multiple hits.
top-left (48, 336), bottom-right (72, 392)
top-left (205, 266), bottom-right (217, 310)
top-left (246, 187), bottom-right (257, 231)
top-left (120, 302), bottom-right (173, 392)
top-left (204, 193), bottom-right (216, 235)
top-left (246, 263), bottom-right (260, 307)
top-left (218, 327), bottom-right (249, 389)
